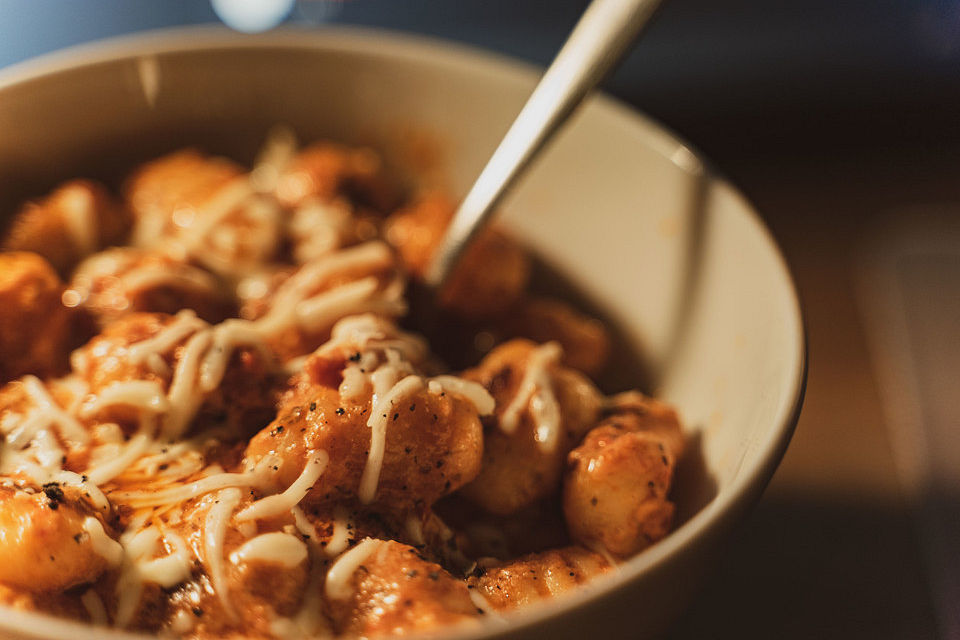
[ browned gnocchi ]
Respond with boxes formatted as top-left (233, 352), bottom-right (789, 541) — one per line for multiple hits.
top-left (0, 132), bottom-right (684, 638)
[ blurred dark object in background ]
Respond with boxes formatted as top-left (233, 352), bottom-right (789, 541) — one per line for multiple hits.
top-left (3, 0), bottom-right (960, 173)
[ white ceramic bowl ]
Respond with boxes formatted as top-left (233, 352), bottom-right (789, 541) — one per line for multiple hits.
top-left (0, 27), bottom-right (806, 640)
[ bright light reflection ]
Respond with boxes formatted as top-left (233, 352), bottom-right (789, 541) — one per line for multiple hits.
top-left (211, 0), bottom-right (296, 33)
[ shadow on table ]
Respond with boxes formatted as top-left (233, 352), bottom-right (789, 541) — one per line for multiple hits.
top-left (669, 492), bottom-right (942, 640)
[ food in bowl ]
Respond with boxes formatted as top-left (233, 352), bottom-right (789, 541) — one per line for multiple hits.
top-left (0, 129), bottom-right (685, 638)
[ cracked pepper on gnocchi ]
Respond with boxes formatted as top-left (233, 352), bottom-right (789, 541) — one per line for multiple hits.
top-left (0, 129), bottom-right (684, 638)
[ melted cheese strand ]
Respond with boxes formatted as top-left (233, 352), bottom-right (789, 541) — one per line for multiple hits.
top-left (405, 515), bottom-right (425, 547)
top-left (324, 538), bottom-right (383, 601)
top-left (254, 241), bottom-right (394, 335)
top-left (119, 264), bottom-right (219, 296)
top-left (126, 310), bottom-right (206, 365)
top-left (427, 376), bottom-right (496, 416)
top-left (250, 125), bottom-right (297, 194)
top-left (137, 531), bottom-right (191, 587)
top-left (498, 342), bottom-right (563, 451)
top-left (85, 430), bottom-right (153, 486)
top-left (359, 375), bottom-right (424, 504)
top-left (235, 450), bottom-right (329, 522)
top-left (21, 375), bottom-right (89, 444)
top-left (325, 506), bottom-right (354, 558)
top-left (269, 547), bottom-right (333, 640)
top-left (107, 457), bottom-right (276, 507)
top-left (468, 587), bottom-right (499, 617)
top-left (289, 505), bottom-right (354, 558)
top-left (291, 505), bottom-right (318, 541)
top-left (531, 384), bottom-right (563, 452)
top-left (319, 314), bottom-right (427, 364)
top-left (80, 589), bottom-right (108, 626)
top-left (83, 517), bottom-right (123, 566)
top-left (199, 319), bottom-right (272, 392)
top-left (181, 179), bottom-right (255, 253)
top-left (60, 186), bottom-right (98, 256)
top-left (295, 276), bottom-right (380, 330)
top-left (30, 429), bottom-right (64, 469)
top-left (161, 329), bottom-right (213, 438)
top-left (229, 532), bottom-right (308, 567)
top-left (56, 470), bottom-right (110, 512)
top-left (204, 488), bottom-right (242, 620)
top-left (168, 610), bottom-right (196, 636)
top-left (5, 412), bottom-right (49, 449)
top-left (289, 199), bottom-right (353, 264)
top-left (79, 380), bottom-right (169, 418)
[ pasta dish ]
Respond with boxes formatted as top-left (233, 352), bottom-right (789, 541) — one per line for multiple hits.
top-left (0, 129), bottom-right (684, 638)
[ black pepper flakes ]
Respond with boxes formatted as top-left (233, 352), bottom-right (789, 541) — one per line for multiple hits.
top-left (335, 407), bottom-right (344, 416)
top-left (428, 571), bottom-right (439, 581)
top-left (590, 496), bottom-right (598, 506)
top-left (310, 402), bottom-right (317, 411)
top-left (43, 484), bottom-right (65, 508)
top-left (192, 607), bottom-right (204, 617)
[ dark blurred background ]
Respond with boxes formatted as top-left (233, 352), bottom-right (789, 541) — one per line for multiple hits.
top-left (2, 1), bottom-right (958, 638)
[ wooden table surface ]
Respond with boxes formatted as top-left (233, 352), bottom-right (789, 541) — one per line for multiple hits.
top-left (668, 151), bottom-right (960, 640)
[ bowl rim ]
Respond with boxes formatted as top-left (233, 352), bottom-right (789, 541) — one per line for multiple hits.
top-left (0, 24), bottom-right (807, 639)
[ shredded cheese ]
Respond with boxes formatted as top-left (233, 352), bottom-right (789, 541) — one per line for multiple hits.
top-left (427, 375), bottom-right (496, 416)
top-left (359, 375), bottom-right (424, 504)
top-left (468, 587), bottom-right (499, 617)
top-left (204, 488), bottom-right (242, 620)
top-left (108, 455), bottom-right (278, 507)
top-left (199, 319), bottom-right (273, 392)
top-left (235, 450), bottom-right (328, 522)
top-left (60, 185), bottom-right (98, 257)
top-left (79, 380), bottom-right (169, 418)
top-left (83, 517), bottom-right (123, 566)
top-left (499, 342), bottom-right (564, 452)
top-left (324, 538), bottom-right (383, 601)
top-left (85, 430), bottom-right (153, 486)
top-left (324, 506), bottom-right (354, 558)
top-left (229, 532), bottom-right (308, 567)
top-left (161, 329), bottom-right (213, 438)
top-left (254, 241), bottom-right (399, 336)
top-left (126, 310), bottom-right (207, 365)
top-left (80, 589), bottom-right (108, 626)
top-left (20, 375), bottom-right (89, 444)
top-left (136, 531), bottom-right (192, 587)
